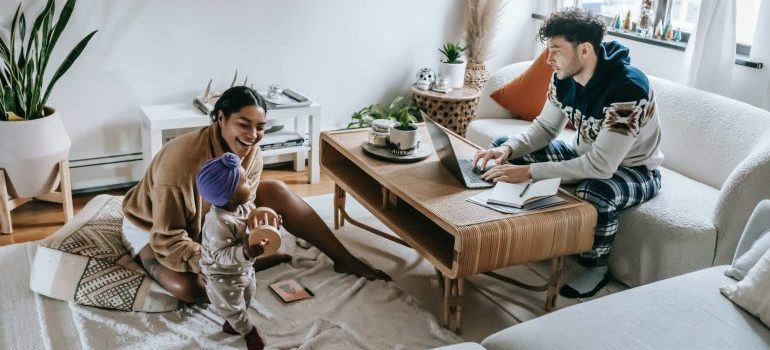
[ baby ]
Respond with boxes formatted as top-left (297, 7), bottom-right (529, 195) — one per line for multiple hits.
top-left (196, 152), bottom-right (270, 350)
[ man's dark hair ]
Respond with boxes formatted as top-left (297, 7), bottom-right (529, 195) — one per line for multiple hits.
top-left (538, 8), bottom-right (606, 56)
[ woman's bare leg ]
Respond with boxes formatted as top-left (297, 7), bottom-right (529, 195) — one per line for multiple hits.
top-left (254, 180), bottom-right (390, 281)
top-left (136, 245), bottom-right (209, 304)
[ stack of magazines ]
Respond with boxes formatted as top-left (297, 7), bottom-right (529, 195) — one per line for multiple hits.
top-left (260, 129), bottom-right (306, 151)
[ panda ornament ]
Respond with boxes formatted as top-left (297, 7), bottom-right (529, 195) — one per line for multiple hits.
top-left (415, 68), bottom-right (436, 90)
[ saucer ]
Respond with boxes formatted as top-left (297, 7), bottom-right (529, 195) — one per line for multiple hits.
top-left (431, 86), bottom-right (452, 93)
top-left (362, 142), bottom-right (432, 163)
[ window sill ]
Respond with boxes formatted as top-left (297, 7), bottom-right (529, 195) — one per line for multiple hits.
top-left (531, 13), bottom-right (763, 70)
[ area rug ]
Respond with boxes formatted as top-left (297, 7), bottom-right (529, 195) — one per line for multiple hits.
top-left (2, 194), bottom-right (463, 350)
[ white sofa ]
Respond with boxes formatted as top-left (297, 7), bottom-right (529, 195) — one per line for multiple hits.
top-left (466, 61), bottom-right (770, 287)
top-left (435, 200), bottom-right (770, 350)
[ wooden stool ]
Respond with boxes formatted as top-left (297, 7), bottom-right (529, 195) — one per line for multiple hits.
top-left (0, 160), bottom-right (74, 234)
top-left (412, 86), bottom-right (481, 137)
top-left (246, 207), bottom-right (282, 256)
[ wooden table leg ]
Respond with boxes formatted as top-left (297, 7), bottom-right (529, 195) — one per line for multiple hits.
top-left (442, 275), bottom-right (465, 334)
top-left (333, 184), bottom-right (346, 229)
top-left (544, 256), bottom-right (564, 312)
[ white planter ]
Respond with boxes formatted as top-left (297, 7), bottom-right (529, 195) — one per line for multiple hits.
top-left (0, 109), bottom-right (71, 198)
top-left (438, 61), bottom-right (467, 89)
top-left (388, 126), bottom-right (419, 151)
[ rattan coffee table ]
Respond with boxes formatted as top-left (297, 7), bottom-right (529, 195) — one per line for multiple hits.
top-left (320, 126), bottom-right (597, 333)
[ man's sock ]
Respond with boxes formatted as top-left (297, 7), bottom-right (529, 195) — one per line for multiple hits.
top-left (559, 266), bottom-right (609, 298)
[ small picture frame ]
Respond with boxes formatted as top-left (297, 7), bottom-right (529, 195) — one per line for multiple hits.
top-left (269, 279), bottom-right (314, 303)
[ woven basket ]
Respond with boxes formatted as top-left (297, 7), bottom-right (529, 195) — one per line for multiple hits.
top-left (464, 62), bottom-right (489, 91)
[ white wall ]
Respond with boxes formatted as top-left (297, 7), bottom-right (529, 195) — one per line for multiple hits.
top-left (0, 0), bottom-right (533, 190)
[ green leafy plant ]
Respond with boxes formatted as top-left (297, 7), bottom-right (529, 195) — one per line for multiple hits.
top-left (347, 96), bottom-right (420, 130)
top-left (439, 42), bottom-right (466, 64)
top-left (0, 0), bottom-right (98, 121)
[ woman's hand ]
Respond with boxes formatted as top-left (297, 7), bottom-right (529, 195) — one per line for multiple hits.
top-left (481, 164), bottom-right (532, 183)
top-left (473, 146), bottom-right (512, 171)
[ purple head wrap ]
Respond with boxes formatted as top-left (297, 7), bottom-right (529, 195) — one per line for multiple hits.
top-left (196, 152), bottom-right (242, 207)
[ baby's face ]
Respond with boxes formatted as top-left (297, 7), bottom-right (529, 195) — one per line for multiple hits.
top-left (228, 167), bottom-right (252, 207)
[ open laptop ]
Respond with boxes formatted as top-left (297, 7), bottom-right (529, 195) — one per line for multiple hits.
top-left (423, 112), bottom-right (494, 189)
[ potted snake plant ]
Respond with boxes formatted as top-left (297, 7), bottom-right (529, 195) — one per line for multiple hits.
top-left (0, 0), bottom-right (97, 197)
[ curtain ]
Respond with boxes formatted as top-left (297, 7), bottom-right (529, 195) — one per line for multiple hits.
top-left (683, 0), bottom-right (737, 95)
top-left (750, 0), bottom-right (770, 110)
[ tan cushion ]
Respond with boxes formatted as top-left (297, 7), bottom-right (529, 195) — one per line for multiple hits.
top-left (29, 195), bottom-right (179, 312)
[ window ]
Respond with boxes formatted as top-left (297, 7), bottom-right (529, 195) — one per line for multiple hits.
top-left (668, 0), bottom-right (701, 33)
top-left (577, 0), bottom-right (761, 49)
top-left (736, 0), bottom-right (761, 45)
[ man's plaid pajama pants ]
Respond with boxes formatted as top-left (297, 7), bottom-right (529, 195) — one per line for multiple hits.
top-left (493, 137), bottom-right (662, 267)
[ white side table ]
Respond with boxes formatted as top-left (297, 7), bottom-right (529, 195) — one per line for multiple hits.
top-left (141, 102), bottom-right (321, 184)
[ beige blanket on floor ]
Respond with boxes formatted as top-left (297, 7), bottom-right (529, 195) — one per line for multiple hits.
top-left (2, 195), bottom-right (461, 350)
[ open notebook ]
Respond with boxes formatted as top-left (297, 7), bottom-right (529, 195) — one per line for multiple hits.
top-left (487, 178), bottom-right (561, 208)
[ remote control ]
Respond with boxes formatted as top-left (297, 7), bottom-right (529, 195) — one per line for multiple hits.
top-left (282, 88), bottom-right (308, 102)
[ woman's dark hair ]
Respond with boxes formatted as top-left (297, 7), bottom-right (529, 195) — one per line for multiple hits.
top-left (209, 85), bottom-right (268, 122)
top-left (538, 8), bottom-right (606, 56)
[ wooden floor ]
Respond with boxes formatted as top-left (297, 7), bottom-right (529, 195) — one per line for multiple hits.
top-left (0, 166), bottom-right (334, 247)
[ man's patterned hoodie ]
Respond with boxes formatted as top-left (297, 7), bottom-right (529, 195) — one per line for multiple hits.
top-left (503, 41), bottom-right (664, 183)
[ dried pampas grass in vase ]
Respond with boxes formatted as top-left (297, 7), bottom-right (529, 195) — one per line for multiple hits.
top-left (464, 0), bottom-right (501, 90)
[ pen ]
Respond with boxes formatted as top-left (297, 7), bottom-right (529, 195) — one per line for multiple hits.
top-left (519, 181), bottom-right (532, 197)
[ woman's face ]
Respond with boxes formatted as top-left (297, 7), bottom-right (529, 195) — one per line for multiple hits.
top-left (217, 105), bottom-right (267, 159)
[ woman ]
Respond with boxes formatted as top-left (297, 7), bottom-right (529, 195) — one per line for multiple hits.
top-left (122, 86), bottom-right (389, 304)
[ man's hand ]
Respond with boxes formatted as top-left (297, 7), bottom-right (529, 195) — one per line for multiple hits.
top-left (481, 164), bottom-right (532, 183)
top-left (473, 146), bottom-right (512, 171)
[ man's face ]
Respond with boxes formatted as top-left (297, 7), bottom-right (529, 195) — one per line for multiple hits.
top-left (546, 36), bottom-right (583, 80)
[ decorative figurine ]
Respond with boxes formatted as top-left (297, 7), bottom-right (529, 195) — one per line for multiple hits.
top-left (664, 25), bottom-right (674, 41)
top-left (623, 11), bottom-right (632, 31)
top-left (415, 67), bottom-right (436, 90)
top-left (674, 27), bottom-right (682, 42)
top-left (654, 20), bottom-right (663, 39)
top-left (613, 14), bottom-right (622, 30)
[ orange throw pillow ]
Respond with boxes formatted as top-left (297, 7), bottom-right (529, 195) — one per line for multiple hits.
top-left (490, 49), bottom-right (553, 121)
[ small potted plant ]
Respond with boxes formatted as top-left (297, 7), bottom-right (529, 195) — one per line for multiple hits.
top-left (438, 42), bottom-right (466, 89)
top-left (387, 100), bottom-right (419, 156)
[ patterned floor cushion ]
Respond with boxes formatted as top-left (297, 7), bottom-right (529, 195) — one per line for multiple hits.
top-left (29, 195), bottom-right (179, 312)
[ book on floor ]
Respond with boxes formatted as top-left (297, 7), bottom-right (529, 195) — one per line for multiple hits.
top-left (269, 279), bottom-right (314, 303)
top-left (487, 178), bottom-right (562, 208)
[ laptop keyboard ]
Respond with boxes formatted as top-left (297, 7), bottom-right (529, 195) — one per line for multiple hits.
top-left (458, 159), bottom-right (491, 184)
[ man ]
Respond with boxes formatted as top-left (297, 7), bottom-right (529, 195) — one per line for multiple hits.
top-left (473, 8), bottom-right (663, 298)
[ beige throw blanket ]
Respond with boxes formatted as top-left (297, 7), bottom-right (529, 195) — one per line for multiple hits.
top-left (5, 195), bottom-right (460, 349)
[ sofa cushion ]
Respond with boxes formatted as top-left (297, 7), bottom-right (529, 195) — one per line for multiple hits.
top-left (610, 167), bottom-right (719, 286)
top-left (477, 61), bottom-right (531, 120)
top-left (722, 248), bottom-right (770, 328)
top-left (482, 266), bottom-right (770, 350)
top-left (726, 229), bottom-right (770, 281)
top-left (490, 50), bottom-right (552, 122)
top-left (465, 118), bottom-right (574, 148)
